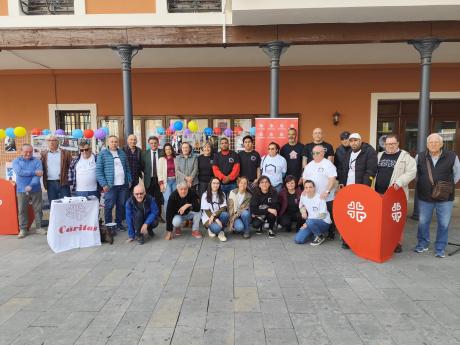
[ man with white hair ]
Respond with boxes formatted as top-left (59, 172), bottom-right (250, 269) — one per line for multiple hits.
top-left (414, 133), bottom-right (460, 258)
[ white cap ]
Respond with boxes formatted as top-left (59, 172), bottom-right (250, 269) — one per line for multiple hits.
top-left (349, 133), bottom-right (361, 140)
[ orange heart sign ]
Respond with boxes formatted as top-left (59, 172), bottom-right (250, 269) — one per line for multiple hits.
top-left (333, 184), bottom-right (407, 263)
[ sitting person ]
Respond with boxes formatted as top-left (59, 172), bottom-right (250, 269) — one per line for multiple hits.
top-left (250, 175), bottom-right (279, 238)
top-left (295, 180), bottom-right (331, 246)
top-left (228, 176), bottom-right (252, 239)
top-left (165, 181), bottom-right (201, 240)
top-left (278, 175), bottom-right (303, 232)
top-left (201, 177), bottom-right (229, 242)
top-left (125, 184), bottom-right (159, 244)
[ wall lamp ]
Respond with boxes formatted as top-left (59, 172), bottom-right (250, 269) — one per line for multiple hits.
top-left (332, 111), bottom-right (341, 126)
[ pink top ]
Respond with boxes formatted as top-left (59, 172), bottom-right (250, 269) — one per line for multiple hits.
top-left (166, 156), bottom-right (175, 178)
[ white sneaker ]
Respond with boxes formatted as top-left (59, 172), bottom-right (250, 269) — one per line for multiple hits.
top-left (218, 231), bottom-right (227, 242)
top-left (17, 230), bottom-right (27, 239)
top-left (208, 229), bottom-right (216, 238)
top-left (36, 228), bottom-right (47, 235)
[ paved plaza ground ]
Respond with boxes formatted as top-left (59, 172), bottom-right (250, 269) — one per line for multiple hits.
top-left (1, 203), bottom-right (460, 345)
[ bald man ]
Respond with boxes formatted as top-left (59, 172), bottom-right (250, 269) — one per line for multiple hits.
top-left (123, 134), bottom-right (142, 191)
top-left (303, 128), bottom-right (335, 167)
top-left (125, 184), bottom-right (159, 244)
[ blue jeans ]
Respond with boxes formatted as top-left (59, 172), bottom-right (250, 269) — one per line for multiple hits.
top-left (73, 190), bottom-right (100, 199)
top-left (233, 210), bottom-right (251, 234)
top-left (221, 183), bottom-right (236, 196)
top-left (104, 184), bottom-right (129, 226)
top-left (172, 211), bottom-right (201, 231)
top-left (163, 179), bottom-right (176, 217)
top-left (47, 180), bottom-right (71, 204)
top-left (295, 219), bottom-right (330, 244)
top-left (417, 199), bottom-right (453, 253)
top-left (273, 184), bottom-right (283, 193)
top-left (209, 211), bottom-right (230, 234)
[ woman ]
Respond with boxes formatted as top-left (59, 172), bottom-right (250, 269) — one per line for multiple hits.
top-left (295, 180), bottom-right (331, 245)
top-left (198, 142), bottom-right (213, 196)
top-left (175, 142), bottom-right (198, 189)
top-left (158, 143), bottom-right (176, 218)
top-left (278, 175), bottom-right (303, 232)
top-left (201, 177), bottom-right (229, 242)
top-left (260, 142), bottom-right (287, 192)
top-left (228, 176), bottom-right (252, 239)
top-left (250, 175), bottom-right (279, 238)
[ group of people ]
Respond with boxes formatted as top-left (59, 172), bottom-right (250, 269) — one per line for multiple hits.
top-left (12, 126), bottom-right (460, 258)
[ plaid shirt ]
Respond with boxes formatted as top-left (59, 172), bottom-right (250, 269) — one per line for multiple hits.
top-left (68, 153), bottom-right (98, 191)
top-left (123, 145), bottom-right (142, 185)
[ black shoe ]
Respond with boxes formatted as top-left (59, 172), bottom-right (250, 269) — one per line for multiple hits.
top-left (268, 229), bottom-right (275, 238)
top-left (137, 235), bottom-right (144, 245)
top-left (243, 232), bottom-right (250, 239)
top-left (117, 224), bottom-right (127, 232)
top-left (327, 232), bottom-right (335, 240)
top-left (341, 241), bottom-right (350, 250)
top-left (394, 244), bottom-right (402, 253)
top-left (256, 227), bottom-right (263, 235)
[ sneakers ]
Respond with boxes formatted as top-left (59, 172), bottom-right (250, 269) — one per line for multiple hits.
top-left (414, 246), bottom-right (428, 253)
top-left (327, 231), bottom-right (335, 240)
top-left (191, 230), bottom-right (202, 239)
top-left (268, 229), bottom-right (275, 238)
top-left (174, 227), bottom-right (182, 236)
top-left (243, 232), bottom-right (251, 239)
top-left (17, 230), bottom-right (27, 239)
top-left (137, 235), bottom-right (145, 245)
top-left (256, 226), bottom-right (263, 235)
top-left (117, 224), bottom-right (127, 232)
top-left (435, 251), bottom-right (446, 258)
top-left (208, 229), bottom-right (216, 238)
top-left (217, 231), bottom-right (227, 242)
top-left (36, 228), bottom-right (47, 235)
top-left (310, 235), bottom-right (326, 246)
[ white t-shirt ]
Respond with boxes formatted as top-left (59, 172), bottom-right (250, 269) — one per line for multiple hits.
top-left (302, 158), bottom-right (337, 202)
top-left (47, 150), bottom-right (61, 180)
top-left (346, 150), bottom-right (361, 186)
top-left (201, 191), bottom-right (227, 224)
top-left (110, 150), bottom-right (125, 186)
top-left (260, 154), bottom-right (287, 187)
top-left (75, 155), bottom-right (97, 192)
top-left (299, 193), bottom-right (331, 224)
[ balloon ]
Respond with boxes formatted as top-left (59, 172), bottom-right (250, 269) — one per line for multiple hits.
top-left (6, 128), bottom-right (15, 138)
top-left (72, 129), bottom-right (83, 139)
top-left (250, 127), bottom-right (256, 136)
top-left (102, 127), bottom-right (109, 135)
top-left (55, 129), bottom-right (65, 135)
top-left (213, 127), bottom-right (222, 135)
top-left (224, 128), bottom-right (233, 137)
top-left (166, 128), bottom-right (173, 136)
top-left (42, 129), bottom-right (51, 135)
top-left (169, 123), bottom-right (176, 133)
top-left (31, 128), bottom-right (41, 136)
top-left (0, 129), bottom-right (5, 139)
top-left (234, 126), bottom-right (243, 135)
top-left (188, 120), bottom-right (198, 132)
top-left (157, 127), bottom-right (165, 135)
top-left (84, 129), bottom-right (94, 139)
top-left (174, 121), bottom-right (183, 131)
top-left (14, 127), bottom-right (27, 137)
top-left (94, 128), bottom-right (106, 140)
top-left (184, 129), bottom-right (191, 137)
top-left (204, 127), bottom-right (213, 136)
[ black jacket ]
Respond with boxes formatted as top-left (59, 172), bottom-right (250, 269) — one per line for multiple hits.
top-left (250, 189), bottom-right (279, 215)
top-left (334, 144), bottom-right (351, 175)
top-left (338, 143), bottom-right (378, 186)
top-left (166, 189), bottom-right (200, 231)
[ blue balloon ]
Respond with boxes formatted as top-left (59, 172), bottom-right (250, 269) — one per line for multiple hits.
top-left (249, 127), bottom-right (256, 136)
top-left (6, 127), bottom-right (15, 138)
top-left (204, 127), bottom-right (212, 136)
top-left (102, 127), bottom-right (109, 135)
top-left (157, 127), bottom-right (165, 135)
top-left (72, 129), bottom-right (83, 139)
top-left (42, 129), bottom-right (51, 135)
top-left (174, 121), bottom-right (183, 131)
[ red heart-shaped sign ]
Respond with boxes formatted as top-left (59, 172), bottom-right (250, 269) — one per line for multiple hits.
top-left (333, 184), bottom-right (407, 263)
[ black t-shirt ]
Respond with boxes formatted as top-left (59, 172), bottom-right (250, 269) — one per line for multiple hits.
top-left (280, 142), bottom-right (304, 180)
top-left (198, 155), bottom-right (213, 183)
top-left (303, 141), bottom-right (335, 164)
top-left (375, 151), bottom-right (401, 194)
top-left (213, 150), bottom-right (240, 177)
top-left (238, 150), bottom-right (261, 182)
top-left (287, 192), bottom-right (299, 214)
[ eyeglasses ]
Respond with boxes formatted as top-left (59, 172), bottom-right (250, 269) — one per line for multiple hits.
top-left (80, 148), bottom-right (90, 152)
top-left (312, 151), bottom-right (322, 155)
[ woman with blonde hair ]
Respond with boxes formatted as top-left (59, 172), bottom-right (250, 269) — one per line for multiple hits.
top-left (228, 176), bottom-right (252, 238)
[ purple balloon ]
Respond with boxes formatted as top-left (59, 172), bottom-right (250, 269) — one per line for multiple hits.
top-left (184, 129), bottom-right (191, 137)
top-left (55, 129), bottom-right (65, 135)
top-left (169, 123), bottom-right (176, 133)
top-left (224, 128), bottom-right (233, 137)
top-left (95, 128), bottom-right (106, 140)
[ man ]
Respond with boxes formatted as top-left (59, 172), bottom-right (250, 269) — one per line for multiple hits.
top-left (414, 133), bottom-right (460, 258)
top-left (280, 128), bottom-right (304, 182)
top-left (338, 133), bottom-right (377, 249)
top-left (302, 145), bottom-right (338, 239)
top-left (41, 135), bottom-right (72, 204)
top-left (165, 181), bottom-right (202, 240)
top-left (212, 137), bottom-right (240, 195)
top-left (303, 128), bottom-right (335, 166)
top-left (375, 134), bottom-right (416, 253)
top-left (334, 131), bottom-right (351, 176)
top-left (96, 135), bottom-right (131, 231)
top-left (13, 144), bottom-right (45, 238)
top-left (68, 140), bottom-right (99, 197)
top-left (125, 184), bottom-right (159, 244)
top-left (123, 134), bottom-right (142, 192)
top-left (175, 142), bottom-right (198, 188)
top-left (141, 136), bottom-right (164, 217)
top-left (238, 135), bottom-right (261, 189)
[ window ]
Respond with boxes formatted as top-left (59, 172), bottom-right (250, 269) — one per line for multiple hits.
top-left (56, 110), bottom-right (91, 134)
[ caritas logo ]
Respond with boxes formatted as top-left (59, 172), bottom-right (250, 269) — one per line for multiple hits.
top-left (59, 224), bottom-right (98, 234)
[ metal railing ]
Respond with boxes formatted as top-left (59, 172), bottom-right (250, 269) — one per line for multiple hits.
top-left (168, 0), bottom-right (221, 13)
top-left (20, 0), bottom-right (74, 15)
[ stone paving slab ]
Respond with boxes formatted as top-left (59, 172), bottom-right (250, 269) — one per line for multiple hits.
top-left (1, 214), bottom-right (460, 345)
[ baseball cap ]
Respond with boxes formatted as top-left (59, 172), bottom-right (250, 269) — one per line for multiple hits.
top-left (340, 131), bottom-right (350, 140)
top-left (349, 133), bottom-right (362, 140)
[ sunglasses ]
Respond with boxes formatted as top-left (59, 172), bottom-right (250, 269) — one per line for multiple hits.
top-left (312, 151), bottom-right (323, 155)
top-left (80, 148), bottom-right (90, 152)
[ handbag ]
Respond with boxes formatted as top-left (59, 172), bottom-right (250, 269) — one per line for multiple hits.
top-left (425, 156), bottom-right (454, 201)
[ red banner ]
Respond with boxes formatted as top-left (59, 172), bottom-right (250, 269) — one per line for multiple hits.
top-left (255, 118), bottom-right (299, 156)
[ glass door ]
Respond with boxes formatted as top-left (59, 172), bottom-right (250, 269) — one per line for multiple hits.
top-left (376, 118), bottom-right (397, 152)
top-left (402, 119), bottom-right (418, 157)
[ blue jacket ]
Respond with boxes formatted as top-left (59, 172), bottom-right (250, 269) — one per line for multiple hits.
top-left (125, 194), bottom-right (159, 235)
top-left (12, 156), bottom-right (43, 193)
top-left (96, 148), bottom-right (132, 188)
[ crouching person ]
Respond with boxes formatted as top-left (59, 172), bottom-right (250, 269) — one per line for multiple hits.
top-left (201, 177), bottom-right (229, 242)
top-left (166, 181), bottom-right (202, 240)
top-left (228, 176), bottom-right (252, 239)
top-left (295, 180), bottom-right (331, 245)
top-left (250, 175), bottom-right (279, 238)
top-left (125, 184), bottom-right (159, 244)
